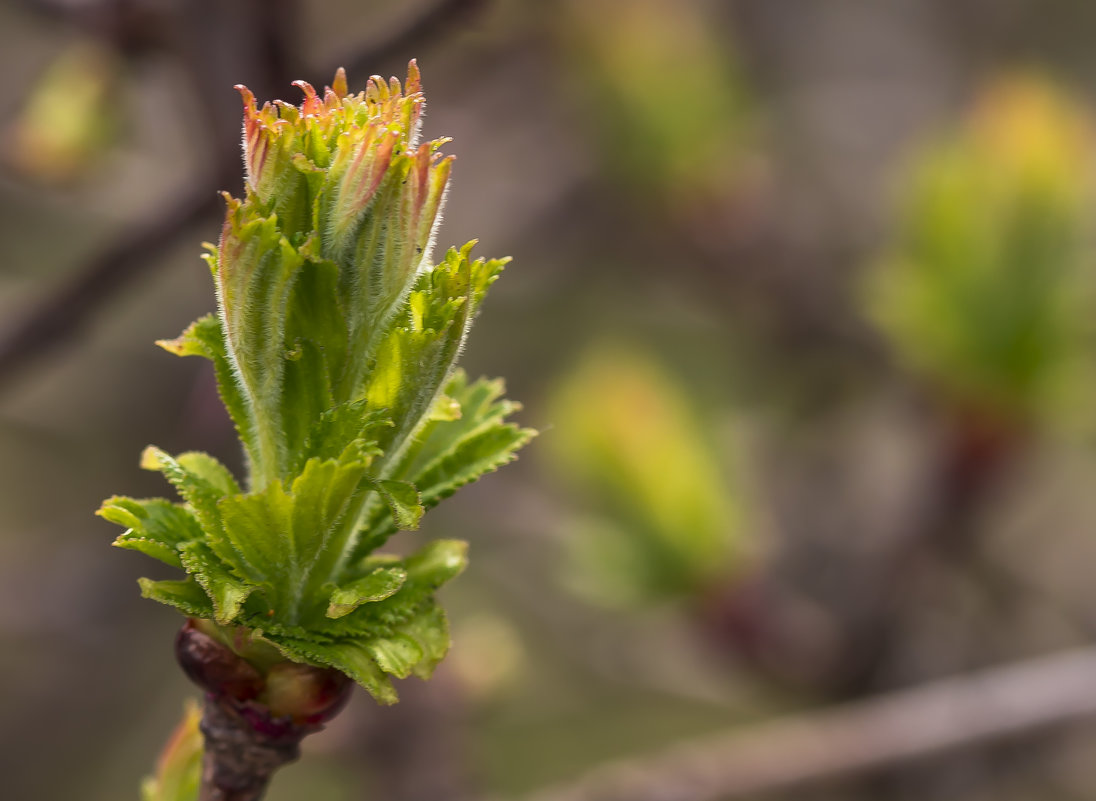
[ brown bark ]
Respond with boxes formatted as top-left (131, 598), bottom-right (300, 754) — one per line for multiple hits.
top-left (197, 694), bottom-right (305, 801)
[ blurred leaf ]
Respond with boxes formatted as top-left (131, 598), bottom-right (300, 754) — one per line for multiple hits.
top-left (141, 701), bottom-right (202, 801)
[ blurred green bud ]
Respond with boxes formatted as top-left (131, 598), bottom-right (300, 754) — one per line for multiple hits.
top-left (6, 40), bottom-right (122, 183)
top-left (557, 0), bottom-right (754, 204)
top-left (548, 345), bottom-right (748, 605)
top-left (865, 74), bottom-right (1096, 430)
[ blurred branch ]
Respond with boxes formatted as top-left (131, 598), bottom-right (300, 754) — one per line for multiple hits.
top-left (332, 0), bottom-right (487, 81)
top-left (0, 185), bottom-right (217, 394)
top-left (521, 646), bottom-right (1096, 801)
top-left (0, 0), bottom-right (490, 396)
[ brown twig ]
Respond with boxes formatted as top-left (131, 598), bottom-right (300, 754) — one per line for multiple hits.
top-left (197, 695), bottom-right (304, 801)
top-left (521, 646), bottom-right (1096, 801)
top-left (332, 0), bottom-right (488, 83)
top-left (0, 184), bottom-right (218, 394)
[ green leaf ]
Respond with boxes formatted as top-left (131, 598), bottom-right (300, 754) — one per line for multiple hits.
top-left (266, 593), bottom-right (453, 701)
top-left (404, 538), bottom-right (469, 587)
top-left (141, 446), bottom-right (228, 543)
top-left (367, 633), bottom-right (423, 679)
top-left (215, 446), bottom-right (372, 623)
top-left (312, 539), bottom-right (467, 642)
top-left (157, 314), bottom-right (257, 470)
top-left (414, 424), bottom-right (534, 508)
top-left (279, 253), bottom-right (349, 470)
top-left (269, 634), bottom-right (398, 705)
top-left (297, 400), bottom-right (388, 469)
top-left (365, 244), bottom-right (509, 470)
top-left (373, 479), bottom-right (423, 530)
top-left (216, 482), bottom-right (294, 608)
top-left (211, 204), bottom-right (306, 487)
top-left (100, 496), bottom-right (202, 568)
top-left (403, 604), bottom-right (450, 679)
top-left (138, 578), bottom-right (215, 618)
top-left (176, 452), bottom-right (241, 496)
top-left (355, 373), bottom-right (533, 555)
top-left (327, 565), bottom-right (407, 618)
top-left (393, 372), bottom-right (514, 478)
top-left (179, 541), bottom-right (253, 624)
top-left (393, 372), bottom-right (534, 500)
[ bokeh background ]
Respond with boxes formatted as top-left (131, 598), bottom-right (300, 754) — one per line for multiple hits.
top-left (7, 1), bottom-right (1096, 800)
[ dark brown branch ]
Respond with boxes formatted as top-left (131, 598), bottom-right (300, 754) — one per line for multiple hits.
top-left (198, 694), bottom-right (303, 801)
top-left (0, 185), bottom-right (218, 394)
top-left (521, 646), bottom-right (1096, 801)
top-left (331, 0), bottom-right (489, 82)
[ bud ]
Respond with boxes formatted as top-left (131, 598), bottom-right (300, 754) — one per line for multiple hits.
top-left (233, 61), bottom-right (450, 258)
top-left (263, 662), bottom-right (352, 724)
top-left (6, 40), bottom-right (121, 183)
top-left (208, 62), bottom-right (461, 485)
top-left (175, 618), bottom-right (352, 732)
top-left (174, 619), bottom-right (263, 702)
top-left (865, 73), bottom-right (1096, 430)
top-left (105, 63), bottom-right (531, 714)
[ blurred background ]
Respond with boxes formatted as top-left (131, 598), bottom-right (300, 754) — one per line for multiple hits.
top-left (6, 0), bottom-right (1096, 799)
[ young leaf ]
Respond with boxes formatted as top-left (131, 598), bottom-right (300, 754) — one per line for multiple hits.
top-left (100, 496), bottom-right (203, 567)
top-left (269, 635), bottom-right (398, 705)
top-left (365, 244), bottom-right (509, 469)
top-left (157, 314), bottom-right (257, 468)
top-left (355, 374), bottom-right (534, 553)
top-left (140, 446), bottom-right (230, 543)
top-left (139, 578), bottom-right (216, 619)
top-left (179, 541), bottom-right (253, 624)
top-left (327, 564), bottom-right (407, 618)
top-left (373, 479), bottom-right (423, 531)
top-left (211, 206), bottom-right (306, 487)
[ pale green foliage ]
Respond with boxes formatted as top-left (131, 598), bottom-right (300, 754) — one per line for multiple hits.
top-left (558, 0), bottom-right (753, 199)
top-left (548, 345), bottom-right (745, 605)
top-left (866, 75), bottom-right (1096, 427)
top-left (99, 64), bottom-right (534, 702)
top-left (8, 39), bottom-right (121, 182)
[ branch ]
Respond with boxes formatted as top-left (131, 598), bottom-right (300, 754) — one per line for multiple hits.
top-left (0, 185), bottom-right (218, 394)
top-left (197, 694), bottom-right (302, 801)
top-left (522, 646), bottom-right (1096, 801)
top-left (330, 0), bottom-right (488, 82)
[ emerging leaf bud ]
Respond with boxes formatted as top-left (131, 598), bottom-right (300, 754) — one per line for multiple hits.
top-left (106, 63), bottom-right (532, 709)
